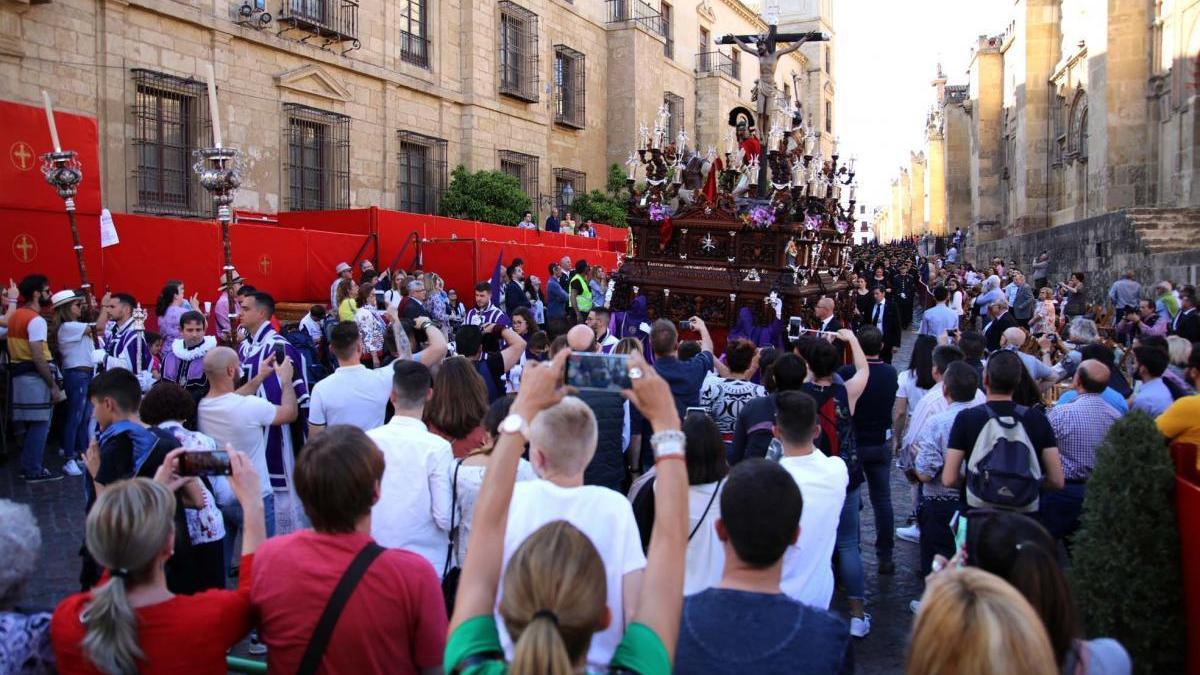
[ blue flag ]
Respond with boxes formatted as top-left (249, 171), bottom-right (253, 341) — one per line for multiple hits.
top-left (489, 249), bottom-right (505, 307)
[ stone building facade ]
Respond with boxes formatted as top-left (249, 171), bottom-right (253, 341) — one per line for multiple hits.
top-left (880, 0), bottom-right (1200, 298)
top-left (0, 0), bottom-right (832, 219)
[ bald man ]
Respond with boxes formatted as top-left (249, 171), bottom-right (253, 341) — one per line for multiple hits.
top-left (1042, 358), bottom-right (1123, 542)
top-left (998, 326), bottom-right (1055, 386)
top-left (198, 345), bottom-right (297, 539)
top-left (563, 324), bottom-right (629, 491)
top-left (813, 297), bottom-right (843, 333)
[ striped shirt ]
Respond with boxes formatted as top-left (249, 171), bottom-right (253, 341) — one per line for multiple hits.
top-left (913, 401), bottom-right (975, 499)
top-left (1047, 392), bottom-right (1121, 480)
top-left (463, 303), bottom-right (509, 330)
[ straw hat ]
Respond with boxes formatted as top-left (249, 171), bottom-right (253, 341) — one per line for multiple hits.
top-left (218, 269), bottom-right (246, 291)
top-left (51, 289), bottom-right (82, 309)
top-left (336, 262), bottom-right (352, 274)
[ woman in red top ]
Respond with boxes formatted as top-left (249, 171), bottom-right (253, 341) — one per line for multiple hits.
top-left (51, 447), bottom-right (265, 674)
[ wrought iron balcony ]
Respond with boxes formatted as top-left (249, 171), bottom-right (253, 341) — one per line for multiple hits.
top-left (696, 50), bottom-right (738, 79)
top-left (278, 0), bottom-right (360, 51)
top-left (606, 0), bottom-right (664, 38)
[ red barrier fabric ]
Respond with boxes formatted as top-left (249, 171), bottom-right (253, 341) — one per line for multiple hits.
top-left (0, 208), bottom-right (104, 291)
top-left (0, 100), bottom-right (103, 215)
top-left (275, 208), bottom-right (374, 235)
top-left (422, 239), bottom-right (477, 300)
top-left (100, 214), bottom-right (220, 313)
top-left (304, 229), bottom-right (376, 300)
top-left (1171, 443), bottom-right (1200, 674)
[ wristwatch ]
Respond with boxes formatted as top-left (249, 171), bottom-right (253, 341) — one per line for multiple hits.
top-left (498, 413), bottom-right (529, 439)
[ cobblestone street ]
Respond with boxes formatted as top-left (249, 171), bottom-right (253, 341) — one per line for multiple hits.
top-left (2, 330), bottom-right (922, 673)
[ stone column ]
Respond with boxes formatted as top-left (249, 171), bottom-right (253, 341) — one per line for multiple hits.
top-left (968, 35), bottom-right (1004, 241)
top-left (928, 119), bottom-right (947, 235)
top-left (910, 151), bottom-right (927, 235)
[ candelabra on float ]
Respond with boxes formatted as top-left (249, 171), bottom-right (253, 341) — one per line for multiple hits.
top-left (193, 64), bottom-right (243, 347)
top-left (39, 91), bottom-right (93, 315)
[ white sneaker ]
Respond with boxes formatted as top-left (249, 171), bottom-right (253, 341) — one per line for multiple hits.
top-left (896, 523), bottom-right (921, 544)
top-left (62, 459), bottom-right (84, 477)
top-left (850, 613), bottom-right (872, 638)
top-left (909, 600), bottom-right (921, 614)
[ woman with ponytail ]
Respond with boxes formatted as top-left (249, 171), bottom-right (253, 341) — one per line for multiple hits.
top-left (51, 447), bottom-right (265, 674)
top-left (444, 348), bottom-right (689, 674)
top-left (966, 511), bottom-right (1131, 675)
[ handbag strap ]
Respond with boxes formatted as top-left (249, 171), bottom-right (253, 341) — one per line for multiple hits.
top-left (688, 478), bottom-right (722, 542)
top-left (443, 458), bottom-right (463, 577)
top-left (296, 541), bottom-right (386, 675)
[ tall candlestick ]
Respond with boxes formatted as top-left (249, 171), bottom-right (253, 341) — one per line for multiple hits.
top-left (205, 64), bottom-right (223, 149)
top-left (42, 91), bottom-right (62, 152)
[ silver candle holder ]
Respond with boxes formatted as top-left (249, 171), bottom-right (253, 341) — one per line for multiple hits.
top-left (194, 146), bottom-right (243, 346)
top-left (41, 150), bottom-right (94, 311)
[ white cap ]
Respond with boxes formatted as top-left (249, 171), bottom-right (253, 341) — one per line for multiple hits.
top-left (336, 262), bottom-right (352, 274)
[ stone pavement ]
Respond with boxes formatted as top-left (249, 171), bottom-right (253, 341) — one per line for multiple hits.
top-left (1, 328), bottom-right (924, 672)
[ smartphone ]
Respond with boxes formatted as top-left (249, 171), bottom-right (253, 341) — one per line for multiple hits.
top-left (565, 352), bottom-right (632, 391)
top-left (678, 320), bottom-right (693, 332)
top-left (952, 513), bottom-right (969, 565)
top-left (272, 343), bottom-right (286, 365)
top-left (787, 316), bottom-right (804, 342)
top-left (685, 406), bottom-right (709, 418)
top-left (178, 449), bottom-right (233, 477)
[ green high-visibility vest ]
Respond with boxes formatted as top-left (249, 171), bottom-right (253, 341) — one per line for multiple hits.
top-left (572, 273), bottom-right (593, 312)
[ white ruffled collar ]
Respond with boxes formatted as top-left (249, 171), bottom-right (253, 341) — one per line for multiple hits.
top-left (171, 336), bottom-right (216, 360)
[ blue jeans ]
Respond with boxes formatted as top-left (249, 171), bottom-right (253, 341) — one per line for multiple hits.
top-left (220, 493), bottom-right (275, 578)
top-left (859, 444), bottom-right (894, 562)
top-left (18, 420), bottom-right (51, 475)
top-left (835, 484), bottom-right (866, 601)
top-left (1037, 482), bottom-right (1086, 543)
top-left (61, 369), bottom-right (93, 460)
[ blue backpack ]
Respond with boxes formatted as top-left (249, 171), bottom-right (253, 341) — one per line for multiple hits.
top-left (283, 327), bottom-right (327, 385)
top-left (965, 405), bottom-right (1043, 512)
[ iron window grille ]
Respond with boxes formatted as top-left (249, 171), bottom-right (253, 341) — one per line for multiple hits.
top-left (399, 0), bottom-right (429, 67)
top-left (605, 0), bottom-right (664, 37)
top-left (498, 149), bottom-right (539, 202)
top-left (397, 131), bottom-right (448, 215)
top-left (130, 69), bottom-right (210, 218)
top-left (498, 1), bottom-right (540, 102)
top-left (731, 49), bottom-right (740, 80)
top-left (553, 167), bottom-right (585, 213)
top-left (664, 92), bottom-right (683, 144)
top-left (825, 99), bottom-right (832, 133)
top-left (554, 45), bottom-right (586, 129)
top-left (283, 103), bottom-right (350, 211)
top-left (278, 0), bottom-right (360, 48)
top-left (661, 2), bottom-right (673, 58)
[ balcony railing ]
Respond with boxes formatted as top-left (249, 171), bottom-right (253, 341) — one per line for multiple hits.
top-left (696, 50), bottom-right (738, 79)
top-left (605, 0), bottom-right (664, 38)
top-left (400, 30), bottom-right (429, 67)
top-left (278, 0), bottom-right (359, 48)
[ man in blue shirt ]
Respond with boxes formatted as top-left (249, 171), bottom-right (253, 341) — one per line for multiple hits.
top-left (674, 458), bottom-right (853, 674)
top-left (919, 286), bottom-right (959, 339)
top-left (650, 317), bottom-right (714, 419)
top-left (1131, 344), bottom-right (1175, 417)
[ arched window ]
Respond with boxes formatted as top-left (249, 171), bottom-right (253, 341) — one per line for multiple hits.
top-left (1067, 91), bottom-right (1088, 160)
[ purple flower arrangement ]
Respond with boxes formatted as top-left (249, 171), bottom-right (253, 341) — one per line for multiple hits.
top-left (749, 205), bottom-right (775, 228)
top-left (648, 202), bottom-right (669, 222)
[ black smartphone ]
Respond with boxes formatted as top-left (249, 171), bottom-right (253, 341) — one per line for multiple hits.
top-left (565, 352), bottom-right (631, 391)
top-left (178, 450), bottom-right (232, 477)
top-left (678, 320), bottom-right (693, 332)
top-left (272, 343), bottom-right (286, 365)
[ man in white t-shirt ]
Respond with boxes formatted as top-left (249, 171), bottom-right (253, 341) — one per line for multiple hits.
top-left (368, 359), bottom-right (454, 573)
top-left (775, 390), bottom-right (848, 609)
top-left (499, 396), bottom-right (646, 666)
top-left (309, 321), bottom-right (396, 434)
top-left (198, 346), bottom-right (297, 537)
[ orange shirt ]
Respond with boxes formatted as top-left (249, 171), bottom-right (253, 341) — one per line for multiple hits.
top-left (7, 307), bottom-right (51, 363)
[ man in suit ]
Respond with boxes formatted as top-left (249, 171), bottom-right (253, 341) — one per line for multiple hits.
top-left (400, 278), bottom-right (432, 320)
top-left (1010, 271), bottom-right (1036, 328)
top-left (812, 297), bottom-right (843, 333)
top-left (982, 297), bottom-right (1018, 354)
top-left (868, 286), bottom-right (902, 363)
top-left (1172, 288), bottom-right (1200, 342)
top-left (503, 262), bottom-right (532, 316)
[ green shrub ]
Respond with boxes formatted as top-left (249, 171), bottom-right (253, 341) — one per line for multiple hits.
top-left (439, 166), bottom-right (531, 226)
top-left (570, 189), bottom-right (627, 229)
top-left (1070, 410), bottom-right (1185, 675)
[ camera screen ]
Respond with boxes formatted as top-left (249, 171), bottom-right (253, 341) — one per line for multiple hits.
top-left (178, 450), bottom-right (233, 477)
top-left (565, 352), bottom-right (632, 391)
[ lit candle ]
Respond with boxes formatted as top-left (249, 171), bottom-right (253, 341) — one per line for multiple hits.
top-left (832, 136), bottom-right (840, 156)
top-left (205, 64), bottom-right (222, 148)
top-left (42, 90), bottom-right (61, 152)
top-left (848, 155), bottom-right (857, 173)
top-left (803, 131), bottom-right (815, 156)
top-left (849, 184), bottom-right (857, 201)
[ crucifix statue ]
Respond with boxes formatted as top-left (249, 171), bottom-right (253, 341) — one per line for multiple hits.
top-left (719, 24), bottom-right (827, 192)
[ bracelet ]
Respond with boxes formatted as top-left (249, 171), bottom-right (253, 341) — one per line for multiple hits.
top-left (650, 429), bottom-right (686, 458)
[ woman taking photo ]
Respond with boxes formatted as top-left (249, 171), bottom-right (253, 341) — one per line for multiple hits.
top-left (1059, 272), bottom-right (1086, 320)
top-left (51, 449), bottom-right (265, 674)
top-left (444, 350), bottom-right (688, 675)
top-left (426, 356), bottom-right (491, 458)
top-left (336, 278), bottom-right (358, 322)
top-left (50, 291), bottom-right (109, 478)
top-left (1030, 286), bottom-right (1058, 336)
